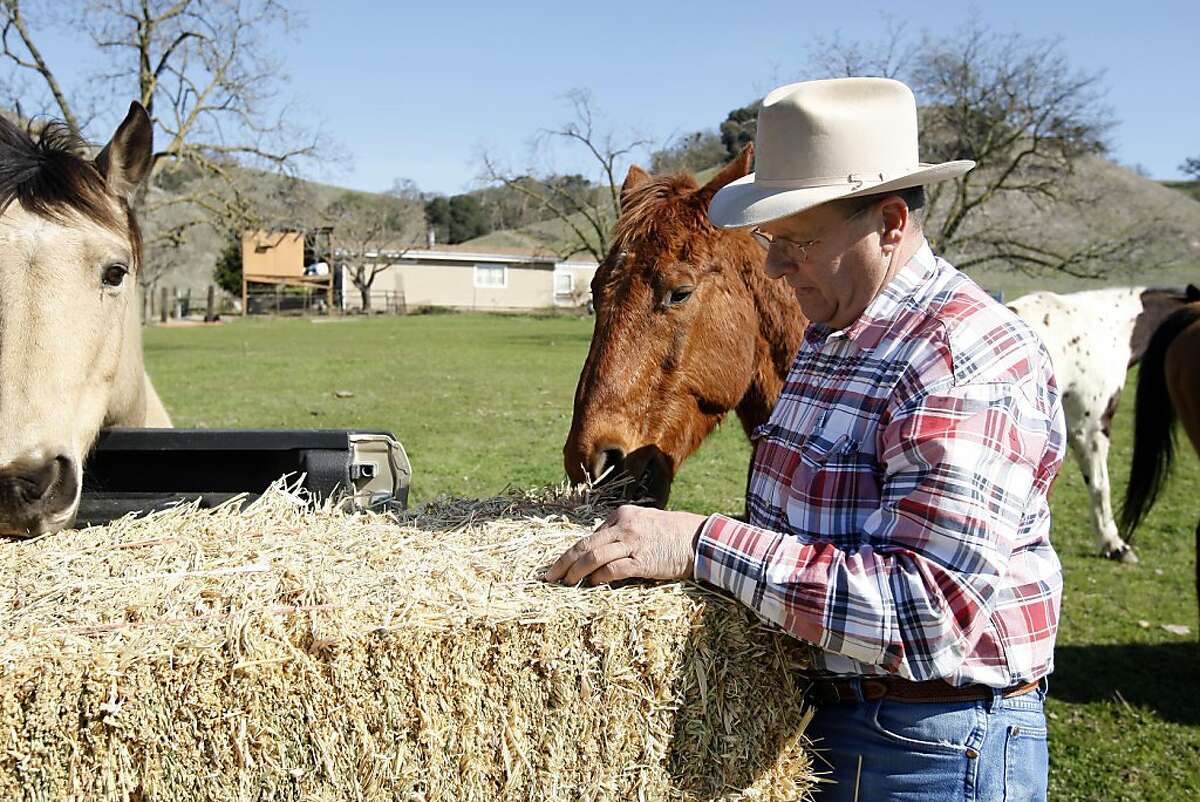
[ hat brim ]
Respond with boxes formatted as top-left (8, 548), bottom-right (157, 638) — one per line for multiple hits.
top-left (708, 160), bottom-right (975, 229)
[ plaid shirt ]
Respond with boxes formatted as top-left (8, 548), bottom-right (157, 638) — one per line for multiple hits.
top-left (694, 242), bottom-right (1066, 688)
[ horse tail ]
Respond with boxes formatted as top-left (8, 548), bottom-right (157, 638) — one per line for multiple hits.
top-left (1121, 303), bottom-right (1200, 537)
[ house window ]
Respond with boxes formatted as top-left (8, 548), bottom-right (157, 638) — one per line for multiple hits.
top-left (474, 263), bottom-right (507, 288)
top-left (554, 271), bottom-right (574, 294)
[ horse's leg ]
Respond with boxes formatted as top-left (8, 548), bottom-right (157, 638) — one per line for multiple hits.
top-left (1068, 423), bottom-right (1135, 563)
top-left (1195, 518), bottom-right (1199, 629)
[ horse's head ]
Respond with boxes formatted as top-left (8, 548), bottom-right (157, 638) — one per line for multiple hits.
top-left (564, 146), bottom-right (800, 506)
top-left (1132, 284), bottom-right (1200, 366)
top-left (0, 103), bottom-right (153, 536)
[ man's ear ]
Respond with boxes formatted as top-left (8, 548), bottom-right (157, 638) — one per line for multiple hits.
top-left (95, 101), bottom-right (153, 197)
top-left (877, 195), bottom-right (909, 248)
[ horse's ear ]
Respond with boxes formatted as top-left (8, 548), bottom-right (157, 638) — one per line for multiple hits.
top-left (620, 165), bottom-right (651, 210)
top-left (1187, 283), bottom-right (1200, 302)
top-left (95, 101), bottom-right (153, 198)
top-left (697, 143), bottom-right (754, 201)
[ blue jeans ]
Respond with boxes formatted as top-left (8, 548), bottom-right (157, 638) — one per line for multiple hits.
top-left (806, 681), bottom-right (1049, 801)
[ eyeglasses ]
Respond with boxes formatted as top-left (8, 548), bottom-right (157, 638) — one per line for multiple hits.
top-left (750, 200), bottom-right (878, 261)
top-left (749, 228), bottom-right (820, 261)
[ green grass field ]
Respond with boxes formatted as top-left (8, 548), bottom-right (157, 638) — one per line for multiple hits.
top-left (145, 313), bottom-right (1199, 801)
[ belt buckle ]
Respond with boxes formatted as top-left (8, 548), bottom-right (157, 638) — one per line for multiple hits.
top-left (806, 680), bottom-right (850, 706)
top-left (809, 683), bottom-right (840, 706)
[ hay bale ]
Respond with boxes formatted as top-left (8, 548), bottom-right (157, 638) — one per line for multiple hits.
top-left (0, 487), bottom-right (818, 801)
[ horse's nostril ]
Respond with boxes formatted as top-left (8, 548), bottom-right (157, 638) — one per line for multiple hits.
top-left (15, 459), bottom-right (58, 502)
top-left (632, 449), bottom-right (673, 508)
top-left (0, 455), bottom-right (74, 505)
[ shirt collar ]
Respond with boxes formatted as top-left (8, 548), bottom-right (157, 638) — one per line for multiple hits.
top-left (805, 240), bottom-right (938, 352)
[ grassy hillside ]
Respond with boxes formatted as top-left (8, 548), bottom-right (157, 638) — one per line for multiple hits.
top-left (143, 167), bottom-right (395, 299)
top-left (461, 156), bottom-right (1200, 299)
top-left (150, 151), bottom-right (1200, 304)
top-left (1164, 179), bottom-right (1200, 203)
top-left (455, 220), bottom-right (574, 256)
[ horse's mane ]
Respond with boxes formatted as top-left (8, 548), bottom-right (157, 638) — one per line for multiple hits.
top-left (612, 172), bottom-right (710, 251)
top-left (0, 114), bottom-right (136, 257)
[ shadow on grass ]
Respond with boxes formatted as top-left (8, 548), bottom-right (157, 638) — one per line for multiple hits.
top-left (1051, 641), bottom-right (1200, 726)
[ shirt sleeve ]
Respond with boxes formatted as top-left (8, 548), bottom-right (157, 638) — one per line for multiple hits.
top-left (693, 381), bottom-right (1056, 681)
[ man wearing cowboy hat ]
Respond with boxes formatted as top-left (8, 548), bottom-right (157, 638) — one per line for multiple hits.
top-left (548, 77), bottom-right (1065, 800)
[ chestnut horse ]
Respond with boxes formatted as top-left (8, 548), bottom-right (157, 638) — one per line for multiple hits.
top-left (0, 103), bottom-right (171, 537)
top-left (1121, 298), bottom-right (1200, 616)
top-left (562, 145), bottom-right (806, 505)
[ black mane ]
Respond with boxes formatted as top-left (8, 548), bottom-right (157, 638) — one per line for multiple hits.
top-left (0, 114), bottom-right (135, 254)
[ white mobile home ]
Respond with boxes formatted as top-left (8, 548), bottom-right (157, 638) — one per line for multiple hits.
top-left (340, 245), bottom-right (598, 313)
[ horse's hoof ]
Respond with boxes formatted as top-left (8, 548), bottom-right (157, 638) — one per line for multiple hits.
top-left (1103, 545), bottom-right (1139, 564)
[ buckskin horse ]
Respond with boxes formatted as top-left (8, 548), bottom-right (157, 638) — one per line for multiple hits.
top-left (564, 150), bottom-right (1195, 564)
top-left (0, 103), bottom-right (171, 537)
top-left (1121, 295), bottom-right (1200, 616)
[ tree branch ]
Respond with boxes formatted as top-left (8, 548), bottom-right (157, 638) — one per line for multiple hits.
top-left (0, 0), bottom-right (80, 133)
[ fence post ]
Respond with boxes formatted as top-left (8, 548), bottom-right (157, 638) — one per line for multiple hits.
top-left (206, 285), bottom-right (216, 322)
top-left (159, 287), bottom-right (168, 324)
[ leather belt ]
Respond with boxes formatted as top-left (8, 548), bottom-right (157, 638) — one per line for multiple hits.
top-left (807, 676), bottom-right (1042, 705)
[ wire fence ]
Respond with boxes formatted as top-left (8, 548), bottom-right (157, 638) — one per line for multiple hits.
top-left (143, 285), bottom-right (594, 321)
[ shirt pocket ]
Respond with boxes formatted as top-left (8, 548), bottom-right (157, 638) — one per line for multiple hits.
top-left (785, 428), bottom-right (882, 545)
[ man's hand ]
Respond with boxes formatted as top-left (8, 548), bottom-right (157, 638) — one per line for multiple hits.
top-left (545, 505), bottom-right (708, 586)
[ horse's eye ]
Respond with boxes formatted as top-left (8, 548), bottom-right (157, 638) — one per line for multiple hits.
top-left (102, 264), bottom-right (129, 288)
top-left (668, 286), bottom-right (694, 306)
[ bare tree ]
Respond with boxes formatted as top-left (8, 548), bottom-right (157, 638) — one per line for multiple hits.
top-left (806, 15), bottom-right (914, 82)
top-left (1182, 156), bottom-right (1200, 180)
top-left (0, 0), bottom-right (332, 274)
top-left (472, 178), bottom-right (548, 232)
top-left (803, 19), bottom-right (1173, 278)
top-left (479, 89), bottom-right (652, 263)
top-left (650, 129), bottom-right (727, 174)
top-left (0, 2), bottom-right (85, 129)
top-left (327, 180), bottom-right (426, 312)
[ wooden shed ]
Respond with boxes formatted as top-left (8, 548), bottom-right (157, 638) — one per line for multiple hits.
top-left (241, 229), bottom-right (335, 313)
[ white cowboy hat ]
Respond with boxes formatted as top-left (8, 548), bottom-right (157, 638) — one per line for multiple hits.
top-left (709, 77), bottom-right (975, 229)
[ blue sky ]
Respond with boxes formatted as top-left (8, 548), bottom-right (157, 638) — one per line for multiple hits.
top-left (29, 1), bottom-right (1200, 195)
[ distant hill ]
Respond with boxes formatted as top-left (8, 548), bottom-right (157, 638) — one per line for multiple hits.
top-left (456, 218), bottom-right (576, 257)
top-left (148, 154), bottom-right (1199, 305)
top-left (1164, 179), bottom-right (1200, 203)
top-left (141, 167), bottom-right (394, 300)
top-left (461, 155), bottom-right (1200, 299)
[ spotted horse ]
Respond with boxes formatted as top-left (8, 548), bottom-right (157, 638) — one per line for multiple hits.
top-left (1007, 284), bottom-right (1200, 562)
